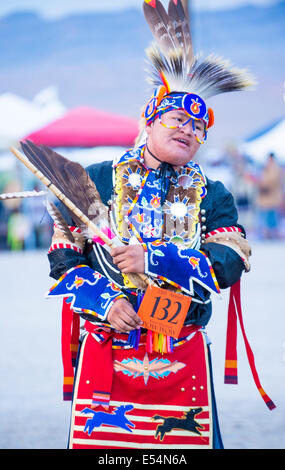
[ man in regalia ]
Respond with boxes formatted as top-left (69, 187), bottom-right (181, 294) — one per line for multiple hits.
top-left (16, 0), bottom-right (274, 450)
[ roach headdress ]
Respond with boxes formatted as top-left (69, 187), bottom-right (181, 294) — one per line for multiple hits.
top-left (142, 0), bottom-right (255, 134)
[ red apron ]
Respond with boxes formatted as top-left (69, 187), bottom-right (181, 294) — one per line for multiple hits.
top-left (68, 324), bottom-right (213, 449)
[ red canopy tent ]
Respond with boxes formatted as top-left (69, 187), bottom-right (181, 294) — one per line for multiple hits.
top-left (24, 106), bottom-right (139, 147)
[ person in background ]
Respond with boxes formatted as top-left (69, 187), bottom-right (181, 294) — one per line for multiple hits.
top-left (256, 152), bottom-right (283, 239)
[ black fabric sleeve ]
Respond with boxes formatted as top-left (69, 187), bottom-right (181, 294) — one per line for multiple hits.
top-left (202, 243), bottom-right (245, 289)
top-left (200, 180), bottom-right (247, 289)
top-left (203, 181), bottom-right (245, 234)
top-left (48, 247), bottom-right (90, 280)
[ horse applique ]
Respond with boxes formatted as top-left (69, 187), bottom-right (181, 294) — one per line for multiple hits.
top-left (81, 404), bottom-right (135, 436)
top-left (153, 407), bottom-right (204, 441)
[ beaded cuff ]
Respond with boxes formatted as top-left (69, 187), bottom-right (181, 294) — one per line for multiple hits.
top-left (204, 228), bottom-right (251, 272)
top-left (48, 225), bottom-right (85, 254)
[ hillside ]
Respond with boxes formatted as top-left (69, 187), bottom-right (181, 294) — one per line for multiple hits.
top-left (0, 3), bottom-right (284, 146)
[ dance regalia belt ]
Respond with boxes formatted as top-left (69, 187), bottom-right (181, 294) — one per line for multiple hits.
top-left (59, 279), bottom-right (276, 412)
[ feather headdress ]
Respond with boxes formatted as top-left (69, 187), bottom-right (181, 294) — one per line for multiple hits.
top-left (142, 0), bottom-right (256, 128)
top-left (146, 46), bottom-right (255, 100)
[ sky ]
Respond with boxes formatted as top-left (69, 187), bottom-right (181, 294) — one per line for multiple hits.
top-left (0, 0), bottom-right (281, 18)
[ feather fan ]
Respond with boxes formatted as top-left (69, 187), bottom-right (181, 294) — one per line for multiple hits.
top-left (20, 140), bottom-right (109, 234)
top-left (11, 141), bottom-right (151, 288)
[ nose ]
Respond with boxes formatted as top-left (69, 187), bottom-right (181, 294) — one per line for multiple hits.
top-left (180, 119), bottom-right (195, 136)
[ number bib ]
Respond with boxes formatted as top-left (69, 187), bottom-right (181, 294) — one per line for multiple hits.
top-left (137, 285), bottom-right (192, 339)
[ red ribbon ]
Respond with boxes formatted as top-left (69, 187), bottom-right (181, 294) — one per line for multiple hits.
top-left (61, 299), bottom-right (80, 401)
top-left (61, 303), bottom-right (114, 407)
top-left (225, 280), bottom-right (276, 410)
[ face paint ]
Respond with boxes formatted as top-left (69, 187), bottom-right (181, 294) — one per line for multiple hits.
top-left (158, 109), bottom-right (207, 144)
top-left (144, 90), bottom-right (210, 144)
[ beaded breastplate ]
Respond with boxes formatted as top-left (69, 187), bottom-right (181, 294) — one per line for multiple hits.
top-left (112, 146), bottom-right (207, 251)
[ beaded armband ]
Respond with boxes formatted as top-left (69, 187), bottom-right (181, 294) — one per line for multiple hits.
top-left (48, 225), bottom-right (85, 254)
top-left (203, 226), bottom-right (251, 272)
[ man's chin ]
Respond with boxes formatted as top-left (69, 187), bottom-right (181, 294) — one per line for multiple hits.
top-left (165, 155), bottom-right (194, 168)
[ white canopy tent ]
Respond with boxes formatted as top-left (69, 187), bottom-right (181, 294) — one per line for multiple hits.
top-left (241, 117), bottom-right (285, 165)
top-left (0, 87), bottom-right (66, 150)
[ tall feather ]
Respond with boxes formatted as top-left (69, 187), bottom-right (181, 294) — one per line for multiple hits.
top-left (181, 0), bottom-right (190, 21)
top-left (143, 0), bottom-right (180, 53)
top-left (168, 0), bottom-right (193, 59)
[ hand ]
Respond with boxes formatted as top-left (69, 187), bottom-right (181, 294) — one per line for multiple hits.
top-left (107, 298), bottom-right (143, 333)
top-left (110, 245), bottom-right (145, 273)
